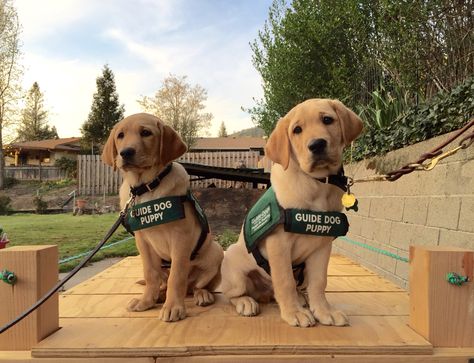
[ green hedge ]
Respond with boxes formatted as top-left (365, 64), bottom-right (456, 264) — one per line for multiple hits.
top-left (350, 76), bottom-right (474, 162)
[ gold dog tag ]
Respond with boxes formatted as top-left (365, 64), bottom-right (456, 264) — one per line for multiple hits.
top-left (342, 193), bottom-right (356, 208)
top-left (343, 177), bottom-right (358, 211)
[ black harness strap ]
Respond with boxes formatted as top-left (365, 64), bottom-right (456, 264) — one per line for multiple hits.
top-left (179, 194), bottom-right (210, 260)
top-left (251, 247), bottom-right (307, 286)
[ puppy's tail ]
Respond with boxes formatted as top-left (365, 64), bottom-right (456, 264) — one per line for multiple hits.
top-left (247, 269), bottom-right (274, 304)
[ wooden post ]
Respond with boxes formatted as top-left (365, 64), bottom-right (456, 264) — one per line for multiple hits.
top-left (409, 245), bottom-right (474, 347)
top-left (0, 246), bottom-right (59, 350)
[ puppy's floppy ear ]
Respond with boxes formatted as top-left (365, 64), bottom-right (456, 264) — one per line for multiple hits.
top-left (330, 99), bottom-right (363, 145)
top-left (159, 124), bottom-right (187, 165)
top-left (265, 117), bottom-right (290, 170)
top-left (101, 126), bottom-right (117, 169)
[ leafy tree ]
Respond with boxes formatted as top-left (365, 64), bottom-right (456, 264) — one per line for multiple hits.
top-left (16, 82), bottom-right (58, 141)
top-left (0, 0), bottom-right (22, 189)
top-left (247, 0), bottom-right (374, 134)
top-left (218, 121), bottom-right (228, 137)
top-left (138, 74), bottom-right (212, 147)
top-left (248, 0), bottom-right (473, 135)
top-left (81, 65), bottom-right (125, 149)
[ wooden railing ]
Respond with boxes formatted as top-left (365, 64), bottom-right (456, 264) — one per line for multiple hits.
top-left (5, 166), bottom-right (66, 181)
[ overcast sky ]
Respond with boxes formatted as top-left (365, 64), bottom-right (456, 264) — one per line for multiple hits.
top-left (15, 0), bottom-right (273, 138)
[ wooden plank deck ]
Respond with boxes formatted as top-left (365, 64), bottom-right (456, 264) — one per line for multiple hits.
top-left (4, 254), bottom-right (470, 362)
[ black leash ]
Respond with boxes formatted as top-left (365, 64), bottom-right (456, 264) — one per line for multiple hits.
top-left (0, 200), bottom-right (133, 335)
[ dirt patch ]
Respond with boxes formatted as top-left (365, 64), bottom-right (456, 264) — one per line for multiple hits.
top-left (194, 188), bottom-right (264, 234)
top-left (2, 181), bottom-right (121, 212)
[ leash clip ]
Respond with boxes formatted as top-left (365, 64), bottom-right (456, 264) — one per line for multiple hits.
top-left (120, 195), bottom-right (136, 217)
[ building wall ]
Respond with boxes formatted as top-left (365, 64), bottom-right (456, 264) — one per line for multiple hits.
top-left (333, 130), bottom-right (474, 289)
top-left (4, 150), bottom-right (78, 166)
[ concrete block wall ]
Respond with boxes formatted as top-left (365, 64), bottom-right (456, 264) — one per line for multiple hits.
top-left (333, 129), bottom-right (474, 289)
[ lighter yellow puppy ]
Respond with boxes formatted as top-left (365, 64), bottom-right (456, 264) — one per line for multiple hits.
top-left (102, 113), bottom-right (223, 322)
top-left (220, 99), bottom-right (363, 327)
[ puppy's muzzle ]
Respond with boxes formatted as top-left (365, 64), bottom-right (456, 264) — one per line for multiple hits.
top-left (120, 147), bottom-right (136, 161)
top-left (308, 138), bottom-right (327, 155)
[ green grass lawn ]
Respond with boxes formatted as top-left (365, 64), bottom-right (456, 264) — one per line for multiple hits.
top-left (0, 213), bottom-right (137, 272)
top-left (0, 213), bottom-right (239, 272)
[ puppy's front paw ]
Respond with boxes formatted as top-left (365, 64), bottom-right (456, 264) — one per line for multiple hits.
top-left (194, 288), bottom-right (215, 306)
top-left (159, 304), bottom-right (186, 322)
top-left (281, 307), bottom-right (316, 327)
top-left (231, 296), bottom-right (260, 316)
top-left (127, 297), bottom-right (156, 312)
top-left (311, 307), bottom-right (349, 326)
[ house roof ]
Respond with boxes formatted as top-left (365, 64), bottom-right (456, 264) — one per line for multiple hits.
top-left (191, 137), bottom-right (266, 151)
top-left (9, 137), bottom-right (82, 152)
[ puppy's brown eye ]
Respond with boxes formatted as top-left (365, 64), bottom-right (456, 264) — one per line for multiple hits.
top-left (140, 129), bottom-right (152, 137)
top-left (117, 132), bottom-right (124, 139)
top-left (293, 126), bottom-right (302, 134)
top-left (322, 116), bottom-right (334, 125)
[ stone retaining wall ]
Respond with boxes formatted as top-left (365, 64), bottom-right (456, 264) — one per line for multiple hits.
top-left (334, 129), bottom-right (474, 288)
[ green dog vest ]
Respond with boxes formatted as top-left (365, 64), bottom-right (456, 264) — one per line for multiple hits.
top-left (127, 191), bottom-right (208, 233)
top-left (244, 187), bottom-right (349, 254)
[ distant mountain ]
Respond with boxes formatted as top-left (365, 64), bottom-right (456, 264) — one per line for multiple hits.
top-left (230, 127), bottom-right (265, 138)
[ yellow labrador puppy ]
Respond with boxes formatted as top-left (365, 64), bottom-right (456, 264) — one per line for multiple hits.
top-left (102, 113), bottom-right (223, 322)
top-left (221, 99), bottom-right (363, 327)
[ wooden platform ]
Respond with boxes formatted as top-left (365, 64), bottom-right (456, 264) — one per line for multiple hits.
top-left (3, 255), bottom-right (474, 362)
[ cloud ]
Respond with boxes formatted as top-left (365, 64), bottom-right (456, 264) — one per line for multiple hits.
top-left (15, 0), bottom-right (96, 41)
top-left (21, 53), bottom-right (100, 136)
top-left (15, 0), bottom-right (268, 138)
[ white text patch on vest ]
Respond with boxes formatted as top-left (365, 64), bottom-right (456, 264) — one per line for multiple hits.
top-left (305, 224), bottom-right (332, 233)
top-left (295, 213), bottom-right (341, 224)
top-left (140, 212), bottom-right (164, 225)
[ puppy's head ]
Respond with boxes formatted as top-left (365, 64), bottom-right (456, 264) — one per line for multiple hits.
top-left (265, 99), bottom-right (362, 178)
top-left (101, 113), bottom-right (187, 171)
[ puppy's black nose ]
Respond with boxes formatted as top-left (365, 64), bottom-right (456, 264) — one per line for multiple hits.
top-left (120, 147), bottom-right (136, 160)
top-left (308, 139), bottom-right (327, 154)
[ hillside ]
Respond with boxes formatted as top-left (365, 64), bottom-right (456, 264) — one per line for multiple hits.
top-left (230, 126), bottom-right (265, 138)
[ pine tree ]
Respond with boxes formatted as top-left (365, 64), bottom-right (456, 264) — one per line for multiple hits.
top-left (218, 121), bottom-right (228, 137)
top-left (16, 82), bottom-right (58, 142)
top-left (81, 65), bottom-right (124, 148)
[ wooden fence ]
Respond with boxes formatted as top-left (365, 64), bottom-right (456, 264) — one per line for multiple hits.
top-left (77, 151), bottom-right (262, 195)
top-left (78, 155), bottom-right (122, 196)
top-left (5, 166), bottom-right (66, 181)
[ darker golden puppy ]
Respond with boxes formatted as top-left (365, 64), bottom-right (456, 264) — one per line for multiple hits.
top-left (220, 99), bottom-right (363, 327)
top-left (102, 113), bottom-right (223, 322)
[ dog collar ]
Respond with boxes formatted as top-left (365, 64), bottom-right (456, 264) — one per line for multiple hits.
top-left (313, 168), bottom-right (348, 192)
top-left (130, 164), bottom-right (173, 197)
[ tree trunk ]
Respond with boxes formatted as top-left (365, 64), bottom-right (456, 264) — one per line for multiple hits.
top-left (0, 125), bottom-right (4, 190)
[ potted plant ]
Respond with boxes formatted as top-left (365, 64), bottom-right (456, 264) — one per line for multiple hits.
top-left (0, 226), bottom-right (9, 249)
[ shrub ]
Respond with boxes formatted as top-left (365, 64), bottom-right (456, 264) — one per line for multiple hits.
top-left (357, 82), bottom-right (412, 130)
top-left (42, 179), bottom-right (75, 191)
top-left (33, 195), bottom-right (48, 214)
top-left (0, 196), bottom-right (12, 215)
top-left (4, 177), bottom-right (17, 188)
top-left (217, 230), bottom-right (239, 250)
top-left (55, 157), bottom-right (77, 178)
top-left (350, 76), bottom-right (474, 162)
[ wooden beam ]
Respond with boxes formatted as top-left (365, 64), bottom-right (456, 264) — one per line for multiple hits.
top-left (409, 245), bottom-right (474, 347)
top-left (0, 246), bottom-right (59, 350)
